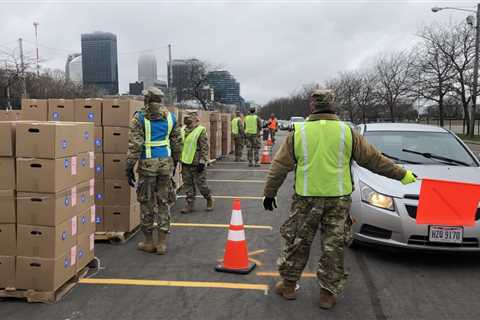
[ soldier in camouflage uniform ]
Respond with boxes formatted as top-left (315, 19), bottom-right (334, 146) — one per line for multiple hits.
top-left (231, 111), bottom-right (245, 162)
top-left (244, 106), bottom-right (262, 167)
top-left (180, 110), bottom-right (214, 213)
top-left (126, 87), bottom-right (182, 255)
top-left (263, 89), bottom-right (417, 309)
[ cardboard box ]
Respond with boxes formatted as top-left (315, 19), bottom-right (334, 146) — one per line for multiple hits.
top-left (102, 99), bottom-right (142, 127)
top-left (15, 122), bottom-right (78, 158)
top-left (95, 153), bottom-right (104, 180)
top-left (103, 127), bottom-right (129, 154)
top-left (21, 99), bottom-right (48, 121)
top-left (77, 206), bottom-right (96, 237)
top-left (0, 121), bottom-right (15, 156)
top-left (94, 179), bottom-right (104, 206)
top-left (74, 122), bottom-right (95, 154)
top-left (17, 218), bottom-right (77, 258)
top-left (76, 180), bottom-right (95, 215)
top-left (16, 157), bottom-right (78, 193)
top-left (103, 153), bottom-right (127, 179)
top-left (104, 179), bottom-right (136, 206)
top-left (0, 157), bottom-right (15, 190)
top-left (0, 110), bottom-right (22, 121)
top-left (0, 224), bottom-right (16, 256)
top-left (17, 188), bottom-right (76, 226)
top-left (76, 233), bottom-right (94, 272)
top-left (16, 250), bottom-right (76, 291)
top-left (0, 255), bottom-right (15, 288)
top-left (104, 204), bottom-right (140, 232)
top-left (77, 152), bottom-right (95, 184)
top-left (94, 127), bottom-right (103, 153)
top-left (0, 190), bottom-right (16, 224)
top-left (74, 98), bottom-right (103, 126)
top-left (95, 205), bottom-right (104, 232)
top-left (48, 99), bottom-right (75, 122)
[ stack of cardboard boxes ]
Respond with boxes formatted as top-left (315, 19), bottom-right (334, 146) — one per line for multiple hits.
top-left (0, 120), bottom-right (95, 292)
top-left (221, 113), bottom-right (232, 156)
top-left (74, 99), bottom-right (105, 233)
top-left (101, 99), bottom-right (141, 233)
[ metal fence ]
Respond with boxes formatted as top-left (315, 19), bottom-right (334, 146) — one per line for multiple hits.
top-left (417, 118), bottom-right (480, 136)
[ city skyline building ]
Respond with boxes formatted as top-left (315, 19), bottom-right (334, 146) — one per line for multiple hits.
top-left (81, 31), bottom-right (119, 94)
top-left (206, 70), bottom-right (242, 106)
top-left (65, 53), bottom-right (81, 82)
top-left (138, 54), bottom-right (157, 89)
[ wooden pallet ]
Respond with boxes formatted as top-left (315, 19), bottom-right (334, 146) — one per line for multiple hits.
top-left (0, 260), bottom-right (95, 304)
top-left (94, 225), bottom-right (141, 244)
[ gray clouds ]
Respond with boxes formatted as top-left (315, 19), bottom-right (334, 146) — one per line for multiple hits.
top-left (0, 0), bottom-right (477, 103)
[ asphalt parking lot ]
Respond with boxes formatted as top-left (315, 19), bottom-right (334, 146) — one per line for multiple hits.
top-left (2, 131), bottom-right (480, 320)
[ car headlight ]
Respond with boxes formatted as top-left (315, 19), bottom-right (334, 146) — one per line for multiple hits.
top-left (360, 182), bottom-right (395, 211)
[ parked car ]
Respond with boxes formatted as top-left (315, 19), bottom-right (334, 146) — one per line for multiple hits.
top-left (289, 116), bottom-right (305, 131)
top-left (278, 120), bottom-right (290, 131)
top-left (350, 123), bottom-right (480, 251)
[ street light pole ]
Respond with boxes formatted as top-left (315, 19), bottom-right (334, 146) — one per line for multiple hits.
top-left (470, 3), bottom-right (480, 138)
top-left (432, 4), bottom-right (479, 137)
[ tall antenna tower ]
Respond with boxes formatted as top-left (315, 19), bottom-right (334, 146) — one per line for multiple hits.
top-left (33, 21), bottom-right (40, 76)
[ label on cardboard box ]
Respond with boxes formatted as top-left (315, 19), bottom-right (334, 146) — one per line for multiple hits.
top-left (71, 156), bottom-right (77, 176)
top-left (71, 216), bottom-right (77, 236)
top-left (71, 186), bottom-right (77, 206)
top-left (71, 245), bottom-right (77, 266)
top-left (89, 234), bottom-right (94, 250)
top-left (89, 152), bottom-right (94, 169)
top-left (91, 205), bottom-right (96, 222)
top-left (90, 179), bottom-right (95, 196)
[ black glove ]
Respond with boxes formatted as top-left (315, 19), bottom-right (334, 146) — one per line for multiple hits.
top-left (126, 163), bottom-right (136, 188)
top-left (197, 163), bottom-right (206, 173)
top-left (263, 197), bottom-right (277, 211)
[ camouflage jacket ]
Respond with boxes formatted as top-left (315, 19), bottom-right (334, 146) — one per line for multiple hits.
top-left (183, 124), bottom-right (209, 166)
top-left (264, 113), bottom-right (407, 198)
top-left (127, 103), bottom-right (183, 170)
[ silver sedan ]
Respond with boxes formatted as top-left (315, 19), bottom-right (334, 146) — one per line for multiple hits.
top-left (350, 123), bottom-right (480, 251)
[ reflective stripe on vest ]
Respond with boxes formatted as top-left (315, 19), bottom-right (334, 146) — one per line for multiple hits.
top-left (293, 120), bottom-right (353, 197)
top-left (245, 115), bottom-right (258, 134)
top-left (144, 112), bottom-right (173, 159)
top-left (231, 117), bottom-right (240, 135)
top-left (181, 125), bottom-right (206, 164)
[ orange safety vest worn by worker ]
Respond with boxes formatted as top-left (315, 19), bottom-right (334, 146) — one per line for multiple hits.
top-left (268, 118), bottom-right (278, 130)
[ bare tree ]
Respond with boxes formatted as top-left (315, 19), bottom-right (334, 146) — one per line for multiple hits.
top-left (352, 70), bottom-right (378, 124)
top-left (0, 47), bottom-right (34, 108)
top-left (375, 51), bottom-right (415, 121)
top-left (327, 72), bottom-right (360, 122)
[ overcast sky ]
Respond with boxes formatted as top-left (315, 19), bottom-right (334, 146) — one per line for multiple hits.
top-left (0, 0), bottom-right (478, 103)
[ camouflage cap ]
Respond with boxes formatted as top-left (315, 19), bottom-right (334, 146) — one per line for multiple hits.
top-left (142, 87), bottom-right (164, 98)
top-left (311, 89), bottom-right (335, 111)
top-left (184, 110), bottom-right (199, 118)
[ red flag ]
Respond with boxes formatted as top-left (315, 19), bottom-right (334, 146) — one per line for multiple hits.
top-left (416, 178), bottom-right (480, 226)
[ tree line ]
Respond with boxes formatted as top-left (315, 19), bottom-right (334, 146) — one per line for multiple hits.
top-left (261, 20), bottom-right (479, 136)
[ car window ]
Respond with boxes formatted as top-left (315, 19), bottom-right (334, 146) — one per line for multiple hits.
top-left (364, 131), bottom-right (477, 166)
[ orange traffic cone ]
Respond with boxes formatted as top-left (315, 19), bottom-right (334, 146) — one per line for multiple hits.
top-left (266, 132), bottom-right (273, 146)
top-left (260, 144), bottom-right (271, 164)
top-left (215, 199), bottom-right (256, 274)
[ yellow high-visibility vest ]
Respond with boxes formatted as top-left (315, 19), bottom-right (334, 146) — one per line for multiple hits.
top-left (294, 120), bottom-right (353, 196)
top-left (181, 125), bottom-right (206, 164)
top-left (245, 115), bottom-right (258, 134)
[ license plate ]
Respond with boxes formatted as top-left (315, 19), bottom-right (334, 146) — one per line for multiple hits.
top-left (429, 226), bottom-right (463, 243)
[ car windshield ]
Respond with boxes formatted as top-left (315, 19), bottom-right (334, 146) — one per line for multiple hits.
top-left (364, 131), bottom-right (477, 166)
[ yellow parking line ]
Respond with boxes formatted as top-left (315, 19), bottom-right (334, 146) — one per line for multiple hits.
top-left (256, 272), bottom-right (317, 278)
top-left (171, 223), bottom-right (272, 230)
top-left (79, 278), bottom-right (269, 295)
top-left (178, 195), bottom-right (264, 200)
top-left (208, 179), bottom-right (265, 183)
top-left (214, 161), bottom-right (249, 164)
top-left (209, 169), bottom-right (270, 173)
top-left (249, 249), bottom-right (267, 256)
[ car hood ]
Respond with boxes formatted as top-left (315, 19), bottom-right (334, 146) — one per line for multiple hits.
top-left (353, 164), bottom-right (480, 198)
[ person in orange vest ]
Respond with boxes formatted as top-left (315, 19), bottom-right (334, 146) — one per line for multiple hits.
top-left (266, 113), bottom-right (278, 144)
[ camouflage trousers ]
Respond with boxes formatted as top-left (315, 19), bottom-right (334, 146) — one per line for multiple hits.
top-left (136, 174), bottom-right (172, 233)
top-left (269, 129), bottom-right (276, 144)
top-left (245, 134), bottom-right (260, 164)
top-left (277, 194), bottom-right (352, 296)
top-left (233, 134), bottom-right (244, 160)
top-left (181, 164), bottom-right (211, 203)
